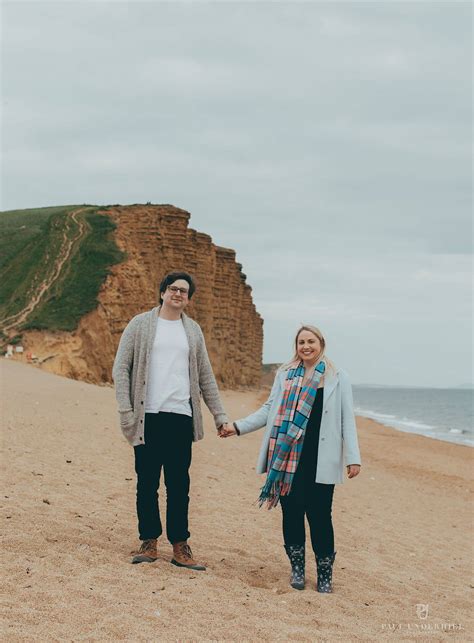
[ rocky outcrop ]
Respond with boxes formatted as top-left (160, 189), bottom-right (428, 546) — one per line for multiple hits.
top-left (20, 205), bottom-right (263, 388)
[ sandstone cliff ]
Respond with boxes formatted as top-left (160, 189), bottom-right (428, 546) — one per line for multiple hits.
top-left (20, 205), bottom-right (263, 388)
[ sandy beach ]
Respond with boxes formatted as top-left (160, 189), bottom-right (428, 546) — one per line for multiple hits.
top-left (1, 359), bottom-right (472, 641)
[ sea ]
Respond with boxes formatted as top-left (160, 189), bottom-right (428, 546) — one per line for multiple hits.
top-left (352, 386), bottom-right (473, 447)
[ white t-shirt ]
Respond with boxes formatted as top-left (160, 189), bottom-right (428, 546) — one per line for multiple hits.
top-left (145, 318), bottom-right (192, 416)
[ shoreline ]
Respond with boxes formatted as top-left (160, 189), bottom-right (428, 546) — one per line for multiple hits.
top-left (2, 359), bottom-right (473, 641)
top-left (354, 410), bottom-right (473, 448)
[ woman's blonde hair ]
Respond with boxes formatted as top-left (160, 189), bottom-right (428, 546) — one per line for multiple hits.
top-left (281, 325), bottom-right (336, 373)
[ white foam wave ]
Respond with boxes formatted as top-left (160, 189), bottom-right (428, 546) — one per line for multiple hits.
top-left (355, 408), bottom-right (396, 420)
top-left (392, 418), bottom-right (435, 431)
top-left (355, 409), bottom-right (472, 446)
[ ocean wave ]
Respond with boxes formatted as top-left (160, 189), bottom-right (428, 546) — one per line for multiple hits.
top-left (356, 408), bottom-right (434, 430)
top-left (355, 409), bottom-right (472, 446)
top-left (355, 408), bottom-right (396, 420)
top-left (392, 418), bottom-right (435, 431)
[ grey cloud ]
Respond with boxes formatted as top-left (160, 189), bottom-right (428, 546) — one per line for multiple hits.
top-left (2, 1), bottom-right (472, 385)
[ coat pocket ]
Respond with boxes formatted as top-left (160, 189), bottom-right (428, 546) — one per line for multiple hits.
top-left (119, 409), bottom-right (135, 429)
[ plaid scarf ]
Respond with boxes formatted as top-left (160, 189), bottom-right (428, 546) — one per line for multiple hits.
top-left (257, 360), bottom-right (326, 509)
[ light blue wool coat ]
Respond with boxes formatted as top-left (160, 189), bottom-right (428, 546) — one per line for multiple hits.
top-left (235, 366), bottom-right (362, 485)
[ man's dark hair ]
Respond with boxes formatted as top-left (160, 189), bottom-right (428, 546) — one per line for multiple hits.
top-left (158, 271), bottom-right (196, 304)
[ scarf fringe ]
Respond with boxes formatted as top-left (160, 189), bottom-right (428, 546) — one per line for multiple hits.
top-left (257, 479), bottom-right (292, 510)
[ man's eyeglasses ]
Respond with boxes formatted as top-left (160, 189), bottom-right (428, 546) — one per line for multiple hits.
top-left (167, 285), bottom-right (189, 296)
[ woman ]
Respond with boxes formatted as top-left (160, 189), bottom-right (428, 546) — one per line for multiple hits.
top-left (220, 325), bottom-right (361, 593)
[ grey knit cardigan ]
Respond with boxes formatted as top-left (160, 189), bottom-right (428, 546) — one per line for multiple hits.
top-left (112, 306), bottom-right (228, 446)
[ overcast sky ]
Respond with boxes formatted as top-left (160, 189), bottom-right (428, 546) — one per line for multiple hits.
top-left (2, 1), bottom-right (472, 387)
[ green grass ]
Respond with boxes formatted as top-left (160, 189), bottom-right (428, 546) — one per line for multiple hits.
top-left (0, 205), bottom-right (125, 332)
top-left (0, 206), bottom-right (82, 271)
top-left (0, 206), bottom-right (85, 321)
top-left (0, 209), bottom-right (75, 320)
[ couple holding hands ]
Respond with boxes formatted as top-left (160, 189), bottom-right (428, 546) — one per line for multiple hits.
top-left (113, 271), bottom-right (361, 593)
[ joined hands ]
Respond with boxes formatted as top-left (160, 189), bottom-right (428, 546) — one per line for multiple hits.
top-left (217, 422), bottom-right (237, 438)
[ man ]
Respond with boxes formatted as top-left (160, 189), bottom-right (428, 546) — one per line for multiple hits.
top-left (112, 271), bottom-right (230, 570)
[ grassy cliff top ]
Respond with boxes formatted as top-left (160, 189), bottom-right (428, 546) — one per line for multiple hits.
top-left (0, 205), bottom-right (124, 336)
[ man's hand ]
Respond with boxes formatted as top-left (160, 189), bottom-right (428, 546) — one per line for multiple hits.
top-left (218, 422), bottom-right (237, 438)
top-left (217, 423), bottom-right (230, 437)
top-left (347, 464), bottom-right (361, 478)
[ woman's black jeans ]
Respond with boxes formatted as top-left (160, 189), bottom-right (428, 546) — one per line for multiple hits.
top-left (280, 482), bottom-right (335, 558)
top-left (134, 412), bottom-right (193, 543)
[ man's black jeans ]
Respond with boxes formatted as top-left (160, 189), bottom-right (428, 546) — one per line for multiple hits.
top-left (134, 412), bottom-right (193, 543)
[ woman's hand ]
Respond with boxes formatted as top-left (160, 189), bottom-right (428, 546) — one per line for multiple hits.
top-left (219, 423), bottom-right (238, 438)
top-left (347, 464), bottom-right (361, 478)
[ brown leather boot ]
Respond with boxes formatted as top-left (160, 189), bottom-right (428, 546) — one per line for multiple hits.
top-left (171, 541), bottom-right (206, 571)
top-left (131, 538), bottom-right (158, 564)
